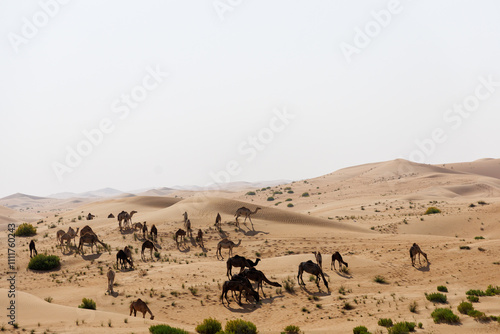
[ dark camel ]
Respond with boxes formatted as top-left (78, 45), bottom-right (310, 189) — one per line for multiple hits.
top-left (331, 251), bottom-right (348, 271)
top-left (117, 249), bottom-right (133, 269)
top-left (142, 221), bottom-right (148, 239)
top-left (78, 233), bottom-right (106, 254)
top-left (141, 240), bottom-right (158, 261)
top-left (175, 228), bottom-right (186, 246)
top-left (241, 268), bottom-right (281, 296)
top-left (29, 240), bottom-right (37, 258)
top-left (298, 260), bottom-right (329, 291)
top-left (108, 213), bottom-right (115, 218)
top-left (215, 212), bottom-right (222, 230)
top-left (195, 229), bottom-right (204, 247)
top-left (86, 213), bottom-right (95, 220)
top-left (226, 255), bottom-right (261, 278)
top-left (220, 274), bottom-right (260, 306)
top-left (150, 224), bottom-right (157, 241)
top-left (130, 298), bottom-right (154, 319)
top-left (410, 243), bottom-right (428, 266)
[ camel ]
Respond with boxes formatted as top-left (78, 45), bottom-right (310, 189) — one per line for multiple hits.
top-left (117, 249), bottom-right (133, 269)
top-left (331, 251), bottom-right (348, 271)
top-left (234, 207), bottom-right (261, 227)
top-left (186, 219), bottom-right (192, 237)
top-left (60, 233), bottom-right (73, 251)
top-left (78, 233), bottom-right (106, 254)
top-left (183, 211), bottom-right (188, 228)
top-left (86, 213), bottom-right (95, 220)
top-left (117, 210), bottom-right (137, 230)
top-left (150, 224), bottom-right (157, 241)
top-left (241, 268), bottom-right (282, 296)
top-left (67, 227), bottom-right (79, 246)
top-left (123, 246), bottom-right (133, 260)
top-left (142, 221), bottom-right (148, 239)
top-left (175, 229), bottom-right (186, 246)
top-left (107, 268), bottom-right (115, 294)
top-left (297, 260), bottom-right (329, 291)
top-left (108, 213), bottom-right (115, 219)
top-left (410, 243), bottom-right (428, 266)
top-left (313, 251), bottom-right (322, 270)
top-left (215, 212), bottom-right (222, 230)
top-left (141, 240), bottom-right (158, 261)
top-left (130, 298), bottom-right (154, 319)
top-left (132, 222), bottom-right (143, 231)
top-left (56, 229), bottom-right (65, 243)
top-left (80, 225), bottom-right (94, 236)
top-left (216, 239), bottom-right (241, 260)
top-left (195, 229), bottom-right (204, 247)
top-left (226, 255), bottom-right (261, 278)
top-left (29, 240), bottom-right (37, 258)
top-left (220, 275), bottom-right (260, 306)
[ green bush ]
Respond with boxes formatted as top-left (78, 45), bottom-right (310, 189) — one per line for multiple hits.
top-left (149, 325), bottom-right (189, 334)
top-left (281, 325), bottom-right (302, 334)
top-left (267, 197), bottom-right (275, 201)
top-left (14, 223), bottom-right (37, 236)
top-left (467, 295), bottom-right (479, 302)
top-left (28, 254), bottom-right (60, 270)
top-left (377, 318), bottom-right (393, 327)
top-left (424, 207), bottom-right (441, 215)
top-left (224, 319), bottom-right (257, 334)
top-left (301, 192), bottom-right (310, 197)
top-left (352, 326), bottom-right (370, 334)
top-left (425, 292), bottom-right (447, 303)
top-left (437, 285), bottom-right (448, 292)
top-left (195, 318), bottom-right (222, 334)
top-left (457, 301), bottom-right (474, 314)
top-left (246, 192), bottom-right (256, 196)
top-left (373, 275), bottom-right (387, 284)
top-left (287, 203), bottom-right (294, 207)
top-left (78, 298), bottom-right (96, 310)
top-left (467, 309), bottom-right (487, 320)
top-left (387, 322), bottom-right (415, 334)
top-left (466, 289), bottom-right (486, 296)
top-left (287, 190), bottom-right (294, 194)
top-left (485, 285), bottom-right (500, 295)
top-left (431, 308), bottom-right (460, 324)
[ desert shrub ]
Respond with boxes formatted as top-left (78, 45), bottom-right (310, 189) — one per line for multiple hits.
top-left (287, 203), bottom-right (294, 207)
top-left (195, 318), bottom-right (222, 334)
top-left (426, 292), bottom-right (447, 303)
top-left (224, 319), bottom-right (257, 334)
top-left (301, 192), bottom-right (310, 197)
top-left (467, 295), bottom-right (479, 302)
top-left (466, 289), bottom-right (486, 296)
top-left (149, 325), bottom-right (188, 334)
top-left (246, 191), bottom-right (256, 196)
top-left (457, 301), bottom-right (474, 314)
top-left (14, 223), bottom-right (37, 236)
top-left (287, 190), bottom-right (294, 194)
top-left (485, 285), bottom-right (500, 295)
top-left (283, 277), bottom-right (295, 293)
top-left (431, 308), bottom-right (460, 324)
top-left (78, 298), bottom-right (96, 310)
top-left (437, 285), bottom-right (448, 292)
top-left (387, 322), bottom-right (415, 334)
top-left (28, 254), bottom-right (60, 270)
top-left (281, 325), bottom-right (302, 334)
top-left (478, 200), bottom-right (487, 205)
top-left (373, 275), bottom-right (387, 284)
top-left (459, 245), bottom-right (470, 250)
top-left (377, 318), bottom-right (393, 327)
top-left (469, 203), bottom-right (476, 207)
top-left (467, 309), bottom-right (487, 321)
top-left (424, 207), bottom-right (441, 215)
top-left (274, 191), bottom-right (283, 195)
top-left (409, 301), bottom-right (418, 313)
top-left (474, 236), bottom-right (484, 240)
top-left (267, 197), bottom-right (275, 201)
top-left (352, 326), bottom-right (370, 334)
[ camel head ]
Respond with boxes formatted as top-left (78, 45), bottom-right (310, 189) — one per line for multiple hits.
top-left (235, 240), bottom-right (242, 247)
top-left (130, 210), bottom-right (138, 216)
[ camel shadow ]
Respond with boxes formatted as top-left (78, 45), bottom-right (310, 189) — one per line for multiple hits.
top-left (242, 229), bottom-right (269, 237)
top-left (260, 295), bottom-right (284, 305)
top-left (80, 253), bottom-right (102, 261)
top-left (120, 229), bottom-right (135, 235)
top-left (415, 262), bottom-right (431, 272)
top-left (106, 291), bottom-right (119, 298)
top-left (118, 267), bottom-right (135, 273)
top-left (177, 244), bottom-right (190, 253)
top-left (334, 270), bottom-right (353, 279)
top-left (222, 301), bottom-right (261, 313)
top-left (299, 285), bottom-right (330, 296)
top-left (218, 230), bottom-right (228, 239)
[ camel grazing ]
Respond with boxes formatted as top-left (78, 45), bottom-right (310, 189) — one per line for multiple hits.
top-left (220, 275), bottom-right (260, 306)
top-left (86, 213), bottom-right (95, 220)
top-left (150, 224), bottom-right (157, 241)
top-left (123, 246), bottom-right (133, 260)
top-left (298, 260), bottom-right (329, 291)
top-left (117, 210), bottom-right (137, 230)
top-left (241, 268), bottom-right (282, 296)
top-left (216, 239), bottom-right (241, 260)
top-left (142, 221), bottom-right (148, 239)
top-left (117, 249), bottom-right (133, 269)
top-left (186, 219), bottom-right (192, 237)
top-left (234, 207), bottom-right (261, 227)
top-left (175, 229), bottom-right (186, 246)
top-left (410, 243), bottom-right (428, 266)
top-left (226, 255), bottom-right (261, 278)
top-left (195, 229), bottom-right (204, 247)
top-left (78, 233), bottom-right (106, 254)
top-left (29, 240), bottom-right (37, 258)
top-left (313, 251), bottom-right (322, 270)
top-left (108, 213), bottom-right (115, 219)
top-left (215, 212), bottom-right (222, 230)
top-left (132, 222), bottom-right (143, 231)
top-left (130, 298), bottom-right (154, 319)
top-left (331, 251), bottom-right (348, 271)
top-left (107, 268), bottom-right (115, 294)
top-left (141, 240), bottom-right (158, 261)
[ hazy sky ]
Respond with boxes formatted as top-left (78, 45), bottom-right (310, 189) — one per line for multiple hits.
top-left (1, 0), bottom-right (499, 198)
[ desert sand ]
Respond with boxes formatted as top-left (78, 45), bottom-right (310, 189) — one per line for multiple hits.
top-left (1, 159), bottom-right (499, 333)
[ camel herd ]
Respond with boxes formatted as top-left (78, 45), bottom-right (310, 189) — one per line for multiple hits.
top-left (30, 204), bottom-right (430, 320)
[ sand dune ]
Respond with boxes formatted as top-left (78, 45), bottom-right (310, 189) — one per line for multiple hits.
top-left (440, 158), bottom-right (500, 179)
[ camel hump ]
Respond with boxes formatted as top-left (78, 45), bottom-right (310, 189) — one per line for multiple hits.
top-left (306, 260), bottom-right (314, 264)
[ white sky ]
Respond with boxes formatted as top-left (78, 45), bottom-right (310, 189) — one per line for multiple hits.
top-left (1, 0), bottom-right (499, 198)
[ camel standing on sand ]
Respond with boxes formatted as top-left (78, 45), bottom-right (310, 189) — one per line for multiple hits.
top-left (60, 233), bottom-right (73, 251)
top-left (241, 268), bottom-right (282, 297)
top-left (220, 275), bottom-right (260, 306)
top-left (56, 229), bottom-right (65, 243)
top-left (410, 243), bottom-right (428, 266)
top-left (67, 227), bottom-right (79, 246)
top-left (117, 249), bottom-right (133, 269)
top-left (29, 240), bottom-right (37, 258)
top-left (132, 222), bottom-right (143, 231)
top-left (226, 255), bottom-right (260, 278)
top-left (141, 240), bottom-right (158, 261)
top-left (86, 213), bottom-right (95, 220)
top-left (107, 268), bottom-right (115, 294)
top-left (331, 252), bottom-right (348, 271)
top-left (216, 239), bottom-right (241, 260)
top-left (108, 213), bottom-right (115, 219)
top-left (234, 207), bottom-right (261, 227)
top-left (215, 213), bottom-right (222, 230)
top-left (142, 221), bottom-right (148, 239)
top-left (298, 260), bottom-right (329, 291)
top-left (78, 233), bottom-right (106, 254)
top-left (185, 219), bottom-right (192, 237)
top-left (150, 224), bottom-right (157, 241)
top-left (80, 225), bottom-right (94, 236)
top-left (117, 210), bottom-right (137, 230)
top-left (313, 251), bottom-right (322, 270)
top-left (196, 229), bottom-right (204, 247)
top-left (175, 229), bottom-right (186, 247)
top-left (183, 212), bottom-right (188, 228)
top-left (130, 298), bottom-right (154, 319)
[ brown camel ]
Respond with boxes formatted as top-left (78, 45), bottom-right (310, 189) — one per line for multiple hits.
top-left (29, 240), bottom-right (37, 258)
top-left (215, 212), bottom-right (222, 230)
top-left (216, 239), bottom-right (241, 260)
top-left (108, 213), bottom-right (115, 219)
top-left (67, 227), bottom-right (79, 246)
top-left (86, 213), bottom-right (95, 220)
top-left (117, 249), bottom-right (133, 269)
top-left (141, 240), bottom-right (158, 261)
top-left (107, 268), bottom-right (115, 294)
top-left (80, 225), bottom-right (94, 236)
top-left (130, 298), bottom-right (154, 319)
top-left (226, 255), bottom-right (261, 278)
top-left (241, 268), bottom-right (282, 296)
top-left (78, 233), bottom-right (106, 254)
top-left (186, 219), bottom-right (192, 237)
top-left (298, 260), bottom-right (329, 291)
top-left (234, 207), bottom-right (261, 227)
top-left (313, 251), bottom-right (322, 270)
top-left (220, 275), bottom-right (260, 306)
top-left (117, 210), bottom-right (137, 230)
top-left (183, 211), bottom-right (188, 228)
top-left (410, 243), bottom-right (428, 266)
top-left (150, 224), bottom-right (157, 241)
top-left (331, 251), bottom-right (348, 271)
top-left (60, 233), bottom-right (73, 251)
top-left (142, 221), bottom-right (148, 239)
top-left (175, 229), bottom-right (186, 246)
top-left (195, 229), bottom-right (204, 247)
top-left (56, 229), bottom-right (65, 244)
top-left (132, 222), bottom-right (143, 231)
